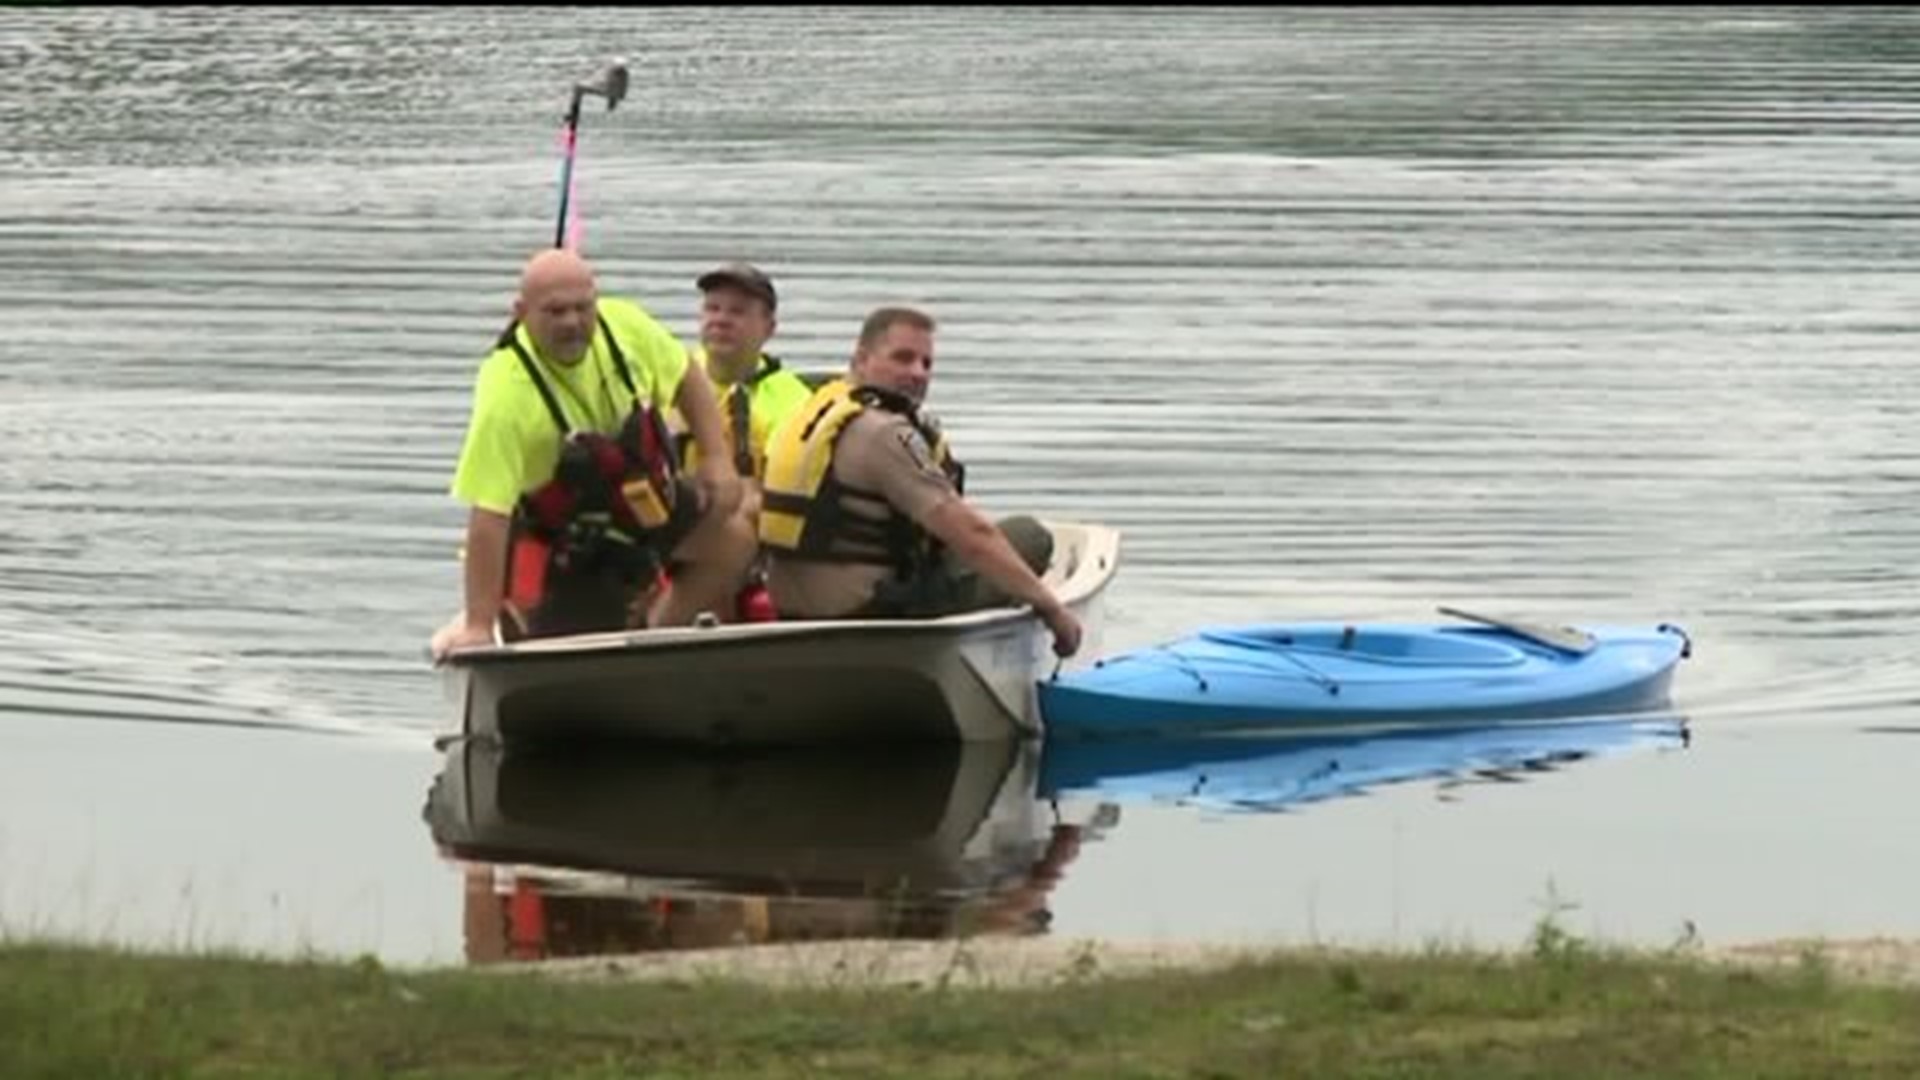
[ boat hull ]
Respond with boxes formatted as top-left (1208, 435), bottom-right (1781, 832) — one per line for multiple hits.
top-left (442, 521), bottom-right (1120, 747)
top-left (1038, 620), bottom-right (1691, 738)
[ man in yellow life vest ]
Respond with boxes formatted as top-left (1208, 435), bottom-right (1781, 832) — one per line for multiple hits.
top-left (759, 306), bottom-right (1083, 658)
top-left (429, 250), bottom-right (756, 659)
top-left (672, 262), bottom-right (814, 499)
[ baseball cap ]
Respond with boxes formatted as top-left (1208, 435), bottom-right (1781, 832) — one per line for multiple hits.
top-left (696, 262), bottom-right (777, 312)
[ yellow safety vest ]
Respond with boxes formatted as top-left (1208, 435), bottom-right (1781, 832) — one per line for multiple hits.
top-left (497, 314), bottom-right (682, 630)
top-left (671, 352), bottom-right (813, 480)
top-left (759, 379), bottom-right (964, 571)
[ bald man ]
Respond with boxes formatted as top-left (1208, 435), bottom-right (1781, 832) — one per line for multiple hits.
top-left (431, 250), bottom-right (751, 658)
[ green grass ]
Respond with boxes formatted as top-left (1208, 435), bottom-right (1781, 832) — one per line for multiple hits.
top-left (3, 935), bottom-right (1919, 1078)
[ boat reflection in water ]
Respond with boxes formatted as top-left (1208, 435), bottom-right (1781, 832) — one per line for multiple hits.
top-left (422, 714), bottom-right (1686, 965)
top-left (423, 733), bottom-right (1088, 964)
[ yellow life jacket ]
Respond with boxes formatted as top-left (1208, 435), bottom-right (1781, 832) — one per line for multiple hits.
top-left (759, 378), bottom-right (964, 571)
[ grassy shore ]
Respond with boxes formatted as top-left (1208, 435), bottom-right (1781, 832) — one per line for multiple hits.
top-left (5, 932), bottom-right (1920, 1078)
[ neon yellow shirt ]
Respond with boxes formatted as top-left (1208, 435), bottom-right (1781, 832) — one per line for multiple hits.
top-left (672, 347), bottom-right (814, 479)
top-left (450, 297), bottom-right (688, 515)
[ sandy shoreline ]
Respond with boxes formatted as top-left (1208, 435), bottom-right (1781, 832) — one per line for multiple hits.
top-left (490, 935), bottom-right (1920, 991)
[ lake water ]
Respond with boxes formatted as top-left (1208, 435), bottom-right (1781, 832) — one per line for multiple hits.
top-left (3, 7), bottom-right (1917, 966)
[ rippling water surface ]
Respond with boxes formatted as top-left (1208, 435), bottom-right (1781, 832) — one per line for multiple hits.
top-left (3, 7), bottom-right (1917, 965)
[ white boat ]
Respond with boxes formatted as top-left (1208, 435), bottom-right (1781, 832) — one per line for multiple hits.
top-left (439, 520), bottom-right (1121, 747)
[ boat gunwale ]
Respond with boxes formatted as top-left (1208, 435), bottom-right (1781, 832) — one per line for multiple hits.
top-left (443, 608), bottom-right (1035, 668)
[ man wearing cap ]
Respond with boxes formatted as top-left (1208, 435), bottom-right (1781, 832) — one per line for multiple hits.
top-left (676, 262), bottom-right (814, 487)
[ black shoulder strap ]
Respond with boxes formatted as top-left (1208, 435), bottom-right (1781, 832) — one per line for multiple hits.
top-left (599, 313), bottom-right (639, 399)
top-left (500, 313), bottom-right (644, 438)
top-left (852, 384), bottom-right (946, 459)
top-left (851, 384), bottom-right (915, 414)
top-left (745, 353), bottom-right (783, 388)
top-left (500, 321), bottom-right (572, 436)
top-left (726, 381), bottom-right (754, 477)
top-left (721, 353), bottom-right (786, 475)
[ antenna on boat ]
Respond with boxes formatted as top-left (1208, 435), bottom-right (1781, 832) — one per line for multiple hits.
top-left (572, 58), bottom-right (630, 115)
top-left (553, 58), bottom-right (630, 250)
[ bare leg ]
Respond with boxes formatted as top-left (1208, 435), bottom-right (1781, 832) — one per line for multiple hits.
top-left (649, 500), bottom-right (758, 627)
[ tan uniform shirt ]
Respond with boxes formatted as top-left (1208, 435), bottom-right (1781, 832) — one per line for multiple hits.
top-left (767, 408), bottom-right (958, 618)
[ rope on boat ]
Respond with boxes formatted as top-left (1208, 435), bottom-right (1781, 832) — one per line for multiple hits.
top-left (1151, 638), bottom-right (1343, 697)
top-left (1201, 630), bottom-right (1344, 696)
top-left (1266, 644), bottom-right (1342, 697)
top-left (1154, 644), bottom-right (1210, 691)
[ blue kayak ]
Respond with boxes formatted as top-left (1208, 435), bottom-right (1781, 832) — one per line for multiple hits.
top-left (1039, 608), bottom-right (1692, 738)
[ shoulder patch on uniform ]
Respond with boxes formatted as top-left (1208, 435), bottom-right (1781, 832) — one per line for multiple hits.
top-left (893, 424), bottom-right (938, 473)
